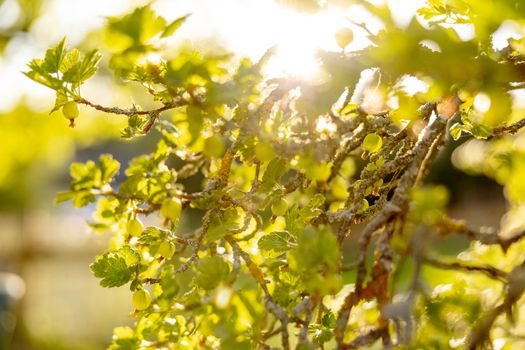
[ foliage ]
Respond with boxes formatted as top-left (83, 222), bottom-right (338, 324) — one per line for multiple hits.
top-left (25, 1), bottom-right (525, 349)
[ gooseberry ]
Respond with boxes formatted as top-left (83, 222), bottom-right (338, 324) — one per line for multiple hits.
top-left (203, 135), bottom-right (225, 157)
top-left (335, 28), bottom-right (354, 49)
top-left (255, 141), bottom-right (275, 163)
top-left (160, 198), bottom-right (182, 221)
top-left (132, 289), bottom-right (151, 310)
top-left (158, 241), bottom-right (176, 259)
top-left (362, 133), bottom-right (383, 153)
top-left (271, 197), bottom-right (288, 216)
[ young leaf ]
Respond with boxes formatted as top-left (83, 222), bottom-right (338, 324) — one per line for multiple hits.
top-left (99, 154), bottom-right (120, 184)
top-left (90, 252), bottom-right (133, 288)
top-left (43, 37), bottom-right (66, 73)
top-left (59, 48), bottom-right (80, 74)
top-left (161, 14), bottom-right (191, 38)
top-left (259, 158), bottom-right (287, 192)
top-left (79, 49), bottom-right (102, 82)
top-left (449, 122), bottom-right (463, 141)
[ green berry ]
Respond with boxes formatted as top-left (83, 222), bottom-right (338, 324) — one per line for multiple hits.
top-left (331, 177), bottom-right (348, 200)
top-left (62, 101), bottom-right (79, 119)
top-left (203, 135), bottom-right (225, 157)
top-left (158, 241), bottom-right (176, 259)
top-left (335, 28), bottom-right (354, 49)
top-left (127, 218), bottom-right (143, 237)
top-left (255, 141), bottom-right (275, 162)
top-left (160, 198), bottom-right (182, 221)
top-left (305, 163), bottom-right (331, 182)
top-left (132, 289), bottom-right (151, 310)
top-left (362, 133), bottom-right (383, 153)
top-left (271, 197), bottom-right (288, 216)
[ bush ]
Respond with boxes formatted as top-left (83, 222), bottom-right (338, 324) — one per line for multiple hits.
top-left (26, 1), bottom-right (525, 349)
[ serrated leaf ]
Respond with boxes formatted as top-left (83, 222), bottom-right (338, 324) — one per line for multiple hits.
top-left (288, 227), bottom-right (339, 274)
top-left (43, 38), bottom-right (66, 73)
top-left (59, 48), bottom-right (80, 73)
top-left (51, 89), bottom-right (68, 113)
top-left (79, 49), bottom-right (102, 82)
top-left (258, 231), bottom-right (292, 258)
top-left (70, 160), bottom-right (101, 190)
top-left (139, 226), bottom-right (170, 245)
top-left (23, 70), bottom-right (62, 89)
top-left (99, 154), bottom-right (120, 184)
top-left (206, 209), bottom-right (240, 241)
top-left (471, 123), bottom-right (493, 139)
top-left (195, 256), bottom-right (229, 290)
top-left (108, 5), bottom-right (166, 47)
top-left (90, 252), bottom-right (133, 287)
top-left (259, 157), bottom-right (287, 192)
top-left (118, 246), bottom-right (141, 266)
top-left (322, 312), bottom-right (336, 328)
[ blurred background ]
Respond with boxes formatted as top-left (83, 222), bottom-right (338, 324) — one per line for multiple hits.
top-left (0, 0), bottom-right (511, 349)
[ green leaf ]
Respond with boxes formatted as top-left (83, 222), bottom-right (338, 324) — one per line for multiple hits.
top-left (79, 49), bottom-right (102, 82)
top-left (285, 194), bottom-right (325, 236)
top-left (206, 209), bottom-right (240, 242)
top-left (99, 154), bottom-right (120, 184)
top-left (259, 158), bottom-right (288, 192)
top-left (90, 252), bottom-right (133, 288)
top-left (51, 89), bottom-right (69, 113)
top-left (195, 256), bottom-right (229, 290)
top-left (107, 5), bottom-right (166, 48)
top-left (55, 191), bottom-right (76, 204)
top-left (258, 231), bottom-right (292, 258)
top-left (138, 226), bottom-right (171, 246)
top-left (322, 312), bottom-right (336, 328)
top-left (471, 123), bottom-right (493, 139)
top-left (108, 327), bottom-right (139, 350)
top-left (161, 14), bottom-right (190, 38)
top-left (449, 122), bottom-right (463, 141)
top-left (70, 160), bottom-right (99, 190)
top-left (59, 48), bottom-right (80, 74)
top-left (409, 185), bottom-right (449, 224)
top-left (339, 103), bottom-right (358, 115)
top-left (43, 38), bottom-right (66, 73)
top-left (23, 70), bottom-right (61, 90)
top-left (63, 49), bottom-right (101, 83)
top-left (118, 246), bottom-right (141, 266)
top-left (289, 227), bottom-right (339, 273)
top-left (301, 194), bottom-right (325, 221)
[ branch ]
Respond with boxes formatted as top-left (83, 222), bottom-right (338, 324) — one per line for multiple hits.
top-left (174, 209), bottom-right (215, 274)
top-left (423, 256), bottom-right (508, 281)
top-left (225, 236), bottom-right (291, 350)
top-left (467, 263), bottom-right (525, 349)
top-left (493, 117), bottom-right (525, 136)
top-left (76, 98), bottom-right (186, 117)
top-left (439, 216), bottom-right (525, 253)
top-left (344, 327), bottom-right (386, 349)
top-left (335, 115), bottom-right (447, 348)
